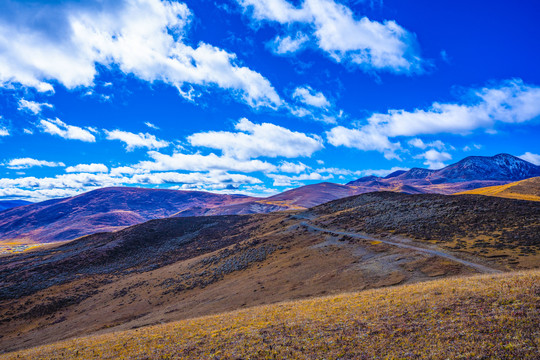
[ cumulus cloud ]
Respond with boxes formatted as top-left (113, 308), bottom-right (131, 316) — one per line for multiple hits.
top-left (144, 121), bottom-right (159, 130)
top-left (65, 163), bottom-right (109, 173)
top-left (238, 0), bottom-right (424, 73)
top-left (188, 118), bottom-right (323, 160)
top-left (407, 138), bottom-right (446, 150)
top-left (416, 149), bottom-right (452, 169)
top-left (0, 0), bottom-right (281, 107)
top-left (293, 86), bottom-right (330, 108)
top-left (6, 158), bottom-right (65, 169)
top-left (277, 161), bottom-right (309, 173)
top-left (519, 152), bottom-right (540, 165)
top-left (129, 171), bottom-right (261, 186)
top-left (268, 172), bottom-right (332, 186)
top-left (0, 170), bottom-right (262, 202)
top-left (105, 130), bottom-right (169, 151)
top-left (269, 32), bottom-right (309, 54)
top-left (18, 99), bottom-right (53, 115)
top-left (327, 79), bottom-right (540, 158)
top-left (138, 151), bottom-right (276, 173)
top-left (289, 85), bottom-right (339, 123)
top-left (326, 125), bottom-right (401, 159)
top-left (39, 118), bottom-right (96, 142)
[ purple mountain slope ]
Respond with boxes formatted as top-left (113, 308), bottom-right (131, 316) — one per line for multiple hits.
top-left (0, 187), bottom-right (257, 243)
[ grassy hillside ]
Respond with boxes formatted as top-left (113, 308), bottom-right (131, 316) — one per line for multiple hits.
top-left (2, 270), bottom-right (538, 359)
top-left (455, 176), bottom-right (540, 201)
top-left (0, 192), bottom-right (538, 354)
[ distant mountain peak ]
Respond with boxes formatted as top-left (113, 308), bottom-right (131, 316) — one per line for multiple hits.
top-left (348, 153), bottom-right (540, 187)
top-left (433, 153), bottom-right (540, 182)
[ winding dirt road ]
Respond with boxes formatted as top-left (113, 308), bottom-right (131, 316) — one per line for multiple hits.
top-left (301, 222), bottom-right (503, 274)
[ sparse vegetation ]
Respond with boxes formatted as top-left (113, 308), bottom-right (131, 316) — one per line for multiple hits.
top-left (310, 192), bottom-right (540, 268)
top-left (2, 270), bottom-right (538, 359)
top-left (1, 192), bottom-right (538, 355)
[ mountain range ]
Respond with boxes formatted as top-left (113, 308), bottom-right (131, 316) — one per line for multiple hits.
top-left (0, 153), bottom-right (539, 245)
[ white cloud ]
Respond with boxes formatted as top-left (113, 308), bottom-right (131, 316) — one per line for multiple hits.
top-left (65, 163), bottom-right (109, 173)
top-left (39, 118), bottom-right (96, 142)
top-left (188, 118), bottom-right (323, 160)
top-left (105, 129), bottom-right (169, 151)
top-left (0, 116), bottom-right (8, 136)
top-left (269, 32), bottom-right (309, 54)
top-left (367, 80), bottom-right (540, 137)
top-left (110, 166), bottom-right (143, 176)
top-left (0, 0), bottom-right (281, 107)
top-left (0, 170), bottom-right (263, 202)
top-left (6, 158), bottom-right (65, 169)
top-left (328, 79), bottom-right (540, 158)
top-left (238, 0), bottom-right (424, 73)
top-left (144, 121), bottom-right (160, 130)
top-left (416, 149), bottom-right (452, 169)
top-left (138, 151), bottom-right (276, 173)
top-left (326, 125), bottom-right (401, 160)
top-left (408, 138), bottom-right (446, 150)
top-left (519, 152), bottom-right (540, 165)
top-left (408, 138), bottom-right (426, 149)
top-left (268, 171), bottom-right (333, 186)
top-left (17, 99), bottom-right (53, 115)
top-left (129, 171), bottom-right (262, 186)
top-left (293, 86), bottom-right (330, 108)
top-left (277, 161), bottom-right (309, 173)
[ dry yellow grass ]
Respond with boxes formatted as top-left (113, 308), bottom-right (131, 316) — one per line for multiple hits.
top-left (3, 270), bottom-right (538, 359)
top-left (455, 177), bottom-right (540, 201)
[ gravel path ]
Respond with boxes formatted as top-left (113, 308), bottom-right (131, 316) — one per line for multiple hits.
top-left (301, 222), bottom-right (503, 274)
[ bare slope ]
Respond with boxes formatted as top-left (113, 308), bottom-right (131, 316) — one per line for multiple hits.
top-left (2, 270), bottom-right (539, 359)
top-left (0, 192), bottom-right (538, 353)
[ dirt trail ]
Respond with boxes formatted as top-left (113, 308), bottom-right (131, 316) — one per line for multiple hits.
top-left (301, 222), bottom-right (502, 274)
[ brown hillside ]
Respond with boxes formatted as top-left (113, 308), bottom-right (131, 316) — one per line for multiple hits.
top-left (0, 192), bottom-right (538, 354)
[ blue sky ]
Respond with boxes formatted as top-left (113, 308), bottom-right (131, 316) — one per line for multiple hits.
top-left (0, 0), bottom-right (539, 201)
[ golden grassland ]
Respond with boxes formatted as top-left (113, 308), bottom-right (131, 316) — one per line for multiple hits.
top-left (0, 240), bottom-right (69, 256)
top-left (2, 270), bottom-right (539, 359)
top-left (255, 199), bottom-right (306, 210)
top-left (455, 177), bottom-right (540, 202)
